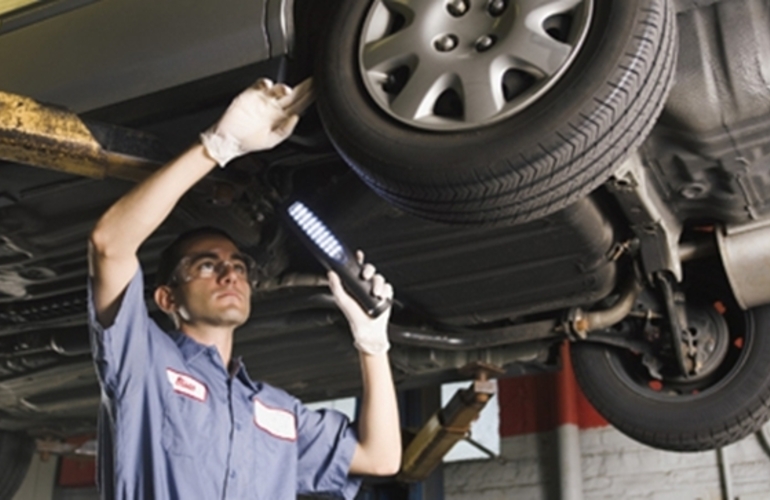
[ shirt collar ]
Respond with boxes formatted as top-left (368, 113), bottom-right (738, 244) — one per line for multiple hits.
top-left (169, 331), bottom-right (261, 392)
top-left (231, 356), bottom-right (261, 393)
top-left (169, 330), bottom-right (214, 364)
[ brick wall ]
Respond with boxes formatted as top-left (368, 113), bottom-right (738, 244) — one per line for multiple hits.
top-left (444, 343), bottom-right (770, 499)
top-left (446, 427), bottom-right (770, 500)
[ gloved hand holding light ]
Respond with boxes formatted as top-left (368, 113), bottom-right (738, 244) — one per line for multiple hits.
top-left (285, 201), bottom-right (393, 355)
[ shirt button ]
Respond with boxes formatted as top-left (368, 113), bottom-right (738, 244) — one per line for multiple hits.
top-left (236, 423), bottom-right (242, 431)
top-left (230, 471), bottom-right (237, 479)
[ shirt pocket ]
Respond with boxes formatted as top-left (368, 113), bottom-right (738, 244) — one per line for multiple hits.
top-left (161, 383), bottom-right (214, 458)
top-left (247, 420), bottom-right (298, 498)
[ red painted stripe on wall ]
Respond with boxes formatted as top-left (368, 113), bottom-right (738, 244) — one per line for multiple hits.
top-left (498, 342), bottom-right (607, 437)
top-left (57, 436), bottom-right (96, 487)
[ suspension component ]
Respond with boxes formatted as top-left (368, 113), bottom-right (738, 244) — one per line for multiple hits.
top-left (655, 271), bottom-right (693, 377)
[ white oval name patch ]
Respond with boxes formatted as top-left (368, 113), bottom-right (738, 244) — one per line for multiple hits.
top-left (254, 398), bottom-right (297, 441)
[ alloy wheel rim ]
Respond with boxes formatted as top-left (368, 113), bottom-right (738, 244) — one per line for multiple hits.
top-left (358, 0), bottom-right (595, 131)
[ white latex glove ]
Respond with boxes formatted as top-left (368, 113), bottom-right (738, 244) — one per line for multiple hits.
top-left (200, 77), bottom-right (314, 166)
top-left (328, 252), bottom-right (394, 355)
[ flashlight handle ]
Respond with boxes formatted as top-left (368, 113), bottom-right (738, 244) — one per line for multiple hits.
top-left (283, 203), bottom-right (391, 318)
top-left (325, 255), bottom-right (391, 318)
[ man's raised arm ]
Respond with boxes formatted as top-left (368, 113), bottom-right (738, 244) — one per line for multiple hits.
top-left (328, 262), bottom-right (402, 476)
top-left (88, 79), bottom-right (309, 327)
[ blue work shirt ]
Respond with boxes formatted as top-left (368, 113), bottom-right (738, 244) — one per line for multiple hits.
top-left (88, 268), bottom-right (361, 499)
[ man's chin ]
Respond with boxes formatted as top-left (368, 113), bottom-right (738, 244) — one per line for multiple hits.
top-left (186, 303), bottom-right (250, 328)
top-left (219, 310), bottom-right (249, 327)
top-left (205, 306), bottom-right (250, 328)
top-left (224, 309), bottom-right (250, 326)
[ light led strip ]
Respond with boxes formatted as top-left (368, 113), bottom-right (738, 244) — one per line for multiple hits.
top-left (287, 202), bottom-right (347, 262)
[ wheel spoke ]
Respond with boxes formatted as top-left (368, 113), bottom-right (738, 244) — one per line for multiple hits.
top-left (503, 21), bottom-right (573, 77)
top-left (506, 0), bottom-right (583, 76)
top-left (518, 0), bottom-right (584, 21)
top-left (362, 29), bottom-right (420, 73)
top-left (459, 64), bottom-right (506, 122)
top-left (390, 65), bottom-right (447, 120)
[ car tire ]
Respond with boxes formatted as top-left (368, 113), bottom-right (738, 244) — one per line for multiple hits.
top-left (317, 0), bottom-right (677, 224)
top-left (0, 430), bottom-right (35, 500)
top-left (572, 305), bottom-right (770, 451)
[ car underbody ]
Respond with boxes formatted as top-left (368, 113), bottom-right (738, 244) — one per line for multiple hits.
top-left (0, 0), bottom-right (770, 468)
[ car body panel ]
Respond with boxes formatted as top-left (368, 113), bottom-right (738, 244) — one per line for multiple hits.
top-left (0, 0), bottom-right (290, 112)
top-left (643, 0), bottom-right (770, 223)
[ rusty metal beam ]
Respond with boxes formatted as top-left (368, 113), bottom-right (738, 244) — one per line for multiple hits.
top-left (0, 91), bottom-right (169, 182)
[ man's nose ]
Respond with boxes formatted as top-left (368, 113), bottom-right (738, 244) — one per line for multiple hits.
top-left (217, 261), bottom-right (239, 283)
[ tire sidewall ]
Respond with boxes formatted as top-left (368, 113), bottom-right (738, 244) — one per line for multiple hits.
top-left (317, 0), bottom-right (657, 186)
top-left (572, 305), bottom-right (770, 448)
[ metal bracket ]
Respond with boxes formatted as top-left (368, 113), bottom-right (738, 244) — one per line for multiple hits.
top-left (608, 153), bottom-right (683, 281)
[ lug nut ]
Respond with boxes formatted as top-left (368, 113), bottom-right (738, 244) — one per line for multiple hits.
top-left (434, 34), bottom-right (459, 52)
top-left (447, 0), bottom-right (469, 17)
top-left (679, 182), bottom-right (707, 199)
top-left (488, 0), bottom-right (506, 16)
top-left (475, 35), bottom-right (496, 52)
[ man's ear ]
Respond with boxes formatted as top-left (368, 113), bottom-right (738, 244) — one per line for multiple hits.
top-left (154, 285), bottom-right (177, 314)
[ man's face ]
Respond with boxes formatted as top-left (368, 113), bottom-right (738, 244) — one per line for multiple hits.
top-left (169, 235), bottom-right (252, 328)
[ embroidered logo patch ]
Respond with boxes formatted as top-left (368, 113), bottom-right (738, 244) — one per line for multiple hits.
top-left (166, 368), bottom-right (207, 402)
top-left (253, 398), bottom-right (297, 441)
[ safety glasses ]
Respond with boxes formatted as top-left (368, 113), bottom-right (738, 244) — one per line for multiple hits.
top-left (170, 252), bottom-right (259, 288)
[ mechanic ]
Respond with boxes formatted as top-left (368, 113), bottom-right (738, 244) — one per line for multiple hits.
top-left (87, 78), bottom-right (401, 499)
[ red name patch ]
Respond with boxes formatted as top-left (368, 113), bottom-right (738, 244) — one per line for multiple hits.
top-left (166, 368), bottom-right (207, 402)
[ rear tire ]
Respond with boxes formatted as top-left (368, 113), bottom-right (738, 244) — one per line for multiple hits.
top-left (572, 305), bottom-right (770, 451)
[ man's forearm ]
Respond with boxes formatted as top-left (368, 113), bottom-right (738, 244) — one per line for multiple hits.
top-left (325, 264), bottom-right (400, 475)
top-left (91, 144), bottom-right (216, 260)
top-left (350, 352), bottom-right (402, 476)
